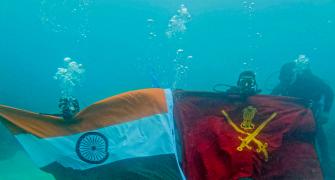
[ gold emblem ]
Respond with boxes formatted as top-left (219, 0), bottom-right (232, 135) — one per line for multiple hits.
top-left (241, 106), bottom-right (257, 130)
top-left (221, 109), bottom-right (277, 162)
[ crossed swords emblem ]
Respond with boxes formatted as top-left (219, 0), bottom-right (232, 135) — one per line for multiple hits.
top-left (221, 106), bottom-right (277, 162)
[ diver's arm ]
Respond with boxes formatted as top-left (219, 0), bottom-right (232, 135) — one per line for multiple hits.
top-left (322, 83), bottom-right (334, 113)
top-left (38, 113), bottom-right (76, 123)
top-left (316, 80), bottom-right (333, 124)
top-left (39, 113), bottom-right (62, 117)
top-left (271, 84), bottom-right (282, 95)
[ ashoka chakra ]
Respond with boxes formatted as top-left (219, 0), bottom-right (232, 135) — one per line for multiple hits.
top-left (76, 132), bottom-right (109, 164)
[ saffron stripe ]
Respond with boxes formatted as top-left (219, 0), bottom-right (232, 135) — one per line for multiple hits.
top-left (0, 88), bottom-right (167, 138)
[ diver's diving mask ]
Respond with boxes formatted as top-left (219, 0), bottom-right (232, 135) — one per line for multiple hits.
top-left (294, 54), bottom-right (310, 74)
top-left (238, 75), bottom-right (258, 95)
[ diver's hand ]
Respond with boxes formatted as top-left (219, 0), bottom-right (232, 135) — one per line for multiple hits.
top-left (318, 112), bottom-right (330, 125)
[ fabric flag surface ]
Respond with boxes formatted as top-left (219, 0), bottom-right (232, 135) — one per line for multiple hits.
top-left (173, 91), bottom-right (323, 180)
top-left (0, 88), bottom-right (184, 180)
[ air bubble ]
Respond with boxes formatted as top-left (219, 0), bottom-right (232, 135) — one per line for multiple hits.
top-left (177, 49), bottom-right (184, 54)
top-left (166, 4), bottom-right (191, 39)
top-left (147, 18), bottom-right (154, 23)
top-left (54, 57), bottom-right (85, 97)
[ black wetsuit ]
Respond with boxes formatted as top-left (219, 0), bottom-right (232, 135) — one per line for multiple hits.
top-left (272, 70), bottom-right (334, 175)
top-left (272, 71), bottom-right (333, 114)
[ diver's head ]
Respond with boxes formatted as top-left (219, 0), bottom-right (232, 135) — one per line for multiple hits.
top-left (279, 62), bottom-right (297, 86)
top-left (294, 54), bottom-right (311, 75)
top-left (279, 56), bottom-right (311, 86)
top-left (237, 71), bottom-right (258, 95)
top-left (59, 96), bottom-right (80, 120)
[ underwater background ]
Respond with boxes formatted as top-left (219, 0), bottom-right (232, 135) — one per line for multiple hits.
top-left (0, 0), bottom-right (334, 179)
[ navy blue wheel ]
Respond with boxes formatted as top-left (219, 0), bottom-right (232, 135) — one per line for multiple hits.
top-left (76, 132), bottom-right (109, 164)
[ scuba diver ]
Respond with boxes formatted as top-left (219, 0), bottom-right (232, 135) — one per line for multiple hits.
top-left (40, 96), bottom-right (80, 122)
top-left (58, 96), bottom-right (80, 122)
top-left (271, 60), bottom-right (334, 176)
top-left (271, 61), bottom-right (333, 122)
top-left (214, 70), bottom-right (261, 97)
top-left (232, 70), bottom-right (260, 96)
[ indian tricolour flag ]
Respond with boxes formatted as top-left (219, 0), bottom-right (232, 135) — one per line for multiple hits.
top-left (0, 88), bottom-right (185, 179)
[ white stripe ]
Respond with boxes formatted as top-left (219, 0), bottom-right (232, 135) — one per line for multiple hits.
top-left (164, 89), bottom-right (187, 180)
top-left (16, 113), bottom-right (175, 170)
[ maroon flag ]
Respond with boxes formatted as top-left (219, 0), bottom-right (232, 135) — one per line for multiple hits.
top-left (174, 91), bottom-right (322, 180)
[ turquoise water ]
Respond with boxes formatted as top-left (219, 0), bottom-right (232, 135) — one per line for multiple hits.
top-left (0, 0), bottom-right (335, 179)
